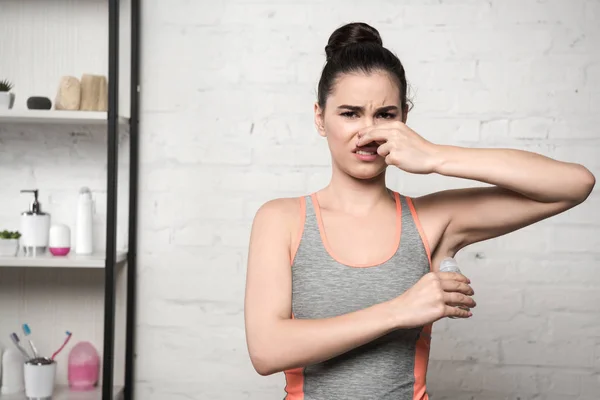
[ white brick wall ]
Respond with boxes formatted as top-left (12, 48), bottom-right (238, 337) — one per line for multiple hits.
top-left (136, 1), bottom-right (600, 399)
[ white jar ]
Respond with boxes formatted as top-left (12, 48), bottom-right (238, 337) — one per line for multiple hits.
top-left (49, 224), bottom-right (71, 256)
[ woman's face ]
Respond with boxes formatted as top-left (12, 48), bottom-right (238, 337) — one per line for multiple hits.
top-left (315, 70), bottom-right (406, 180)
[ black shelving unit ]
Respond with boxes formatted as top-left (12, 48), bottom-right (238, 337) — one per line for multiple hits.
top-left (103, 0), bottom-right (140, 399)
top-left (0, 1), bottom-right (140, 398)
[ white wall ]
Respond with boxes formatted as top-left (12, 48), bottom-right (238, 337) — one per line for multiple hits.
top-left (137, 1), bottom-right (600, 399)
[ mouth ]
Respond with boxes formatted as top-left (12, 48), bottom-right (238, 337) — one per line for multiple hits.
top-left (355, 149), bottom-right (378, 156)
top-left (352, 141), bottom-right (380, 162)
top-left (352, 142), bottom-right (380, 156)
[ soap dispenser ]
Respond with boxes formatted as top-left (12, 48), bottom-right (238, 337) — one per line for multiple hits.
top-left (20, 189), bottom-right (51, 256)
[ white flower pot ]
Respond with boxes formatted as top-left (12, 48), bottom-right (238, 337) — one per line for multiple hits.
top-left (0, 239), bottom-right (19, 256)
top-left (0, 92), bottom-right (15, 109)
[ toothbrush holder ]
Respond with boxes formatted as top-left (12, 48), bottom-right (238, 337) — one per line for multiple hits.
top-left (24, 357), bottom-right (56, 400)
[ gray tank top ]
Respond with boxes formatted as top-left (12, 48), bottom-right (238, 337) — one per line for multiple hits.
top-left (284, 192), bottom-right (433, 400)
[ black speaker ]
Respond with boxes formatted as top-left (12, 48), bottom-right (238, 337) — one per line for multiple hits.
top-left (27, 96), bottom-right (52, 110)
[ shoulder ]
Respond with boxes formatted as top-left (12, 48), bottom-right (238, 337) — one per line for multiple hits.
top-left (251, 196), bottom-right (305, 241)
top-left (253, 197), bottom-right (303, 224)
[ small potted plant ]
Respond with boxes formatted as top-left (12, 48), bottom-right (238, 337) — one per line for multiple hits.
top-left (0, 79), bottom-right (15, 110)
top-left (0, 230), bottom-right (21, 256)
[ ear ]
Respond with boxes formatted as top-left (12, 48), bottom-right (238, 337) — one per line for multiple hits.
top-left (402, 106), bottom-right (408, 123)
top-left (314, 102), bottom-right (326, 137)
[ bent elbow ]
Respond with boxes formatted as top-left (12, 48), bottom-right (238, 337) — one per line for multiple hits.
top-left (576, 166), bottom-right (596, 203)
top-left (585, 170), bottom-right (596, 197)
top-left (254, 363), bottom-right (277, 377)
top-left (249, 350), bottom-right (279, 376)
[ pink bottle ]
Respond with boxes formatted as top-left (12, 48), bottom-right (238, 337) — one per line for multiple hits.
top-left (68, 342), bottom-right (100, 391)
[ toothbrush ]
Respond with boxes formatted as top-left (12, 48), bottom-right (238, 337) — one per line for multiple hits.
top-left (51, 331), bottom-right (72, 360)
top-left (22, 323), bottom-right (39, 359)
top-left (10, 333), bottom-right (32, 360)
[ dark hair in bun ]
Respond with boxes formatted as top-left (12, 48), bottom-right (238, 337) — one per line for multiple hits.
top-left (324, 22), bottom-right (383, 62)
top-left (318, 22), bottom-right (412, 112)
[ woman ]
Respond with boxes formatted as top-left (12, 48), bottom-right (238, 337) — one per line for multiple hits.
top-left (244, 22), bottom-right (595, 400)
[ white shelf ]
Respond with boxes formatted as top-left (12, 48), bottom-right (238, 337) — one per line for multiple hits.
top-left (0, 110), bottom-right (128, 126)
top-left (0, 385), bottom-right (123, 400)
top-left (0, 251), bottom-right (127, 268)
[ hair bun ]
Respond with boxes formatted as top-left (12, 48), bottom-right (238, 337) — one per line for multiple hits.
top-left (325, 22), bottom-right (383, 62)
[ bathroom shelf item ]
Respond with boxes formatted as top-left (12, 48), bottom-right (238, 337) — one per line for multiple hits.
top-left (0, 252), bottom-right (127, 269)
top-left (0, 110), bottom-right (129, 126)
top-left (0, 0), bottom-right (141, 399)
top-left (0, 385), bottom-right (124, 400)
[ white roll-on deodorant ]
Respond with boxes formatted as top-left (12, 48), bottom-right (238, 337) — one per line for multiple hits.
top-left (439, 257), bottom-right (461, 274)
top-left (439, 257), bottom-right (470, 318)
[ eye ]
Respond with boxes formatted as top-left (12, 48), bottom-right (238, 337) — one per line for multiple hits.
top-left (378, 112), bottom-right (396, 119)
top-left (340, 111), bottom-right (358, 118)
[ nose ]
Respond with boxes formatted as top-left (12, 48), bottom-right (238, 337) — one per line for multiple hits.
top-left (357, 116), bottom-right (376, 135)
top-left (354, 117), bottom-right (372, 140)
top-left (365, 114), bottom-right (376, 126)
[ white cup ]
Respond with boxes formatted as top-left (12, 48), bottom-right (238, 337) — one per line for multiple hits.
top-left (24, 358), bottom-right (56, 400)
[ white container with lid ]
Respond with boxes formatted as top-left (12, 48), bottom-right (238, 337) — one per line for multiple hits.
top-left (49, 223), bottom-right (71, 256)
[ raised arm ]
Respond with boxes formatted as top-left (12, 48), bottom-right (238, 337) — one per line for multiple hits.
top-left (416, 145), bottom-right (596, 257)
top-left (243, 198), bottom-right (475, 376)
top-left (355, 121), bottom-right (596, 259)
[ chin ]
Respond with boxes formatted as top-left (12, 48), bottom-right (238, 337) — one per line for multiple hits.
top-left (347, 164), bottom-right (387, 181)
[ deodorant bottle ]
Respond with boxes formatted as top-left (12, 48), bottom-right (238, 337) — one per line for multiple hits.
top-left (439, 257), bottom-right (470, 317)
top-left (439, 257), bottom-right (461, 274)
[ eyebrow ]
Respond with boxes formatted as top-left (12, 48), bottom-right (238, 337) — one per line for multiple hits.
top-left (337, 105), bottom-right (399, 113)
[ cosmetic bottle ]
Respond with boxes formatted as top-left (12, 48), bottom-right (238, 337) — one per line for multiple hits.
top-left (20, 189), bottom-right (51, 256)
top-left (75, 187), bottom-right (93, 255)
top-left (1, 348), bottom-right (25, 395)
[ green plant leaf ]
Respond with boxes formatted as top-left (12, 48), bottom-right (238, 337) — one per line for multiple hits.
top-left (0, 79), bottom-right (14, 92)
top-left (0, 230), bottom-right (21, 239)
